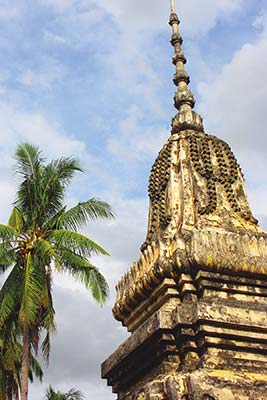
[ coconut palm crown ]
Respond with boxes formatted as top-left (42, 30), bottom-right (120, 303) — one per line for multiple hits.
top-left (0, 143), bottom-right (114, 400)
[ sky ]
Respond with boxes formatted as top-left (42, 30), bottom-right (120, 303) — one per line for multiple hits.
top-left (0, 0), bottom-right (267, 398)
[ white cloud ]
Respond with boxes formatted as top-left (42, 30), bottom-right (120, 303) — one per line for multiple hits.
top-left (38, 0), bottom-right (75, 11)
top-left (253, 10), bottom-right (267, 35)
top-left (107, 104), bottom-right (169, 160)
top-left (198, 37), bottom-right (267, 154)
top-left (0, 6), bottom-right (21, 20)
top-left (44, 31), bottom-right (67, 45)
top-left (95, 0), bottom-right (242, 35)
top-left (0, 102), bottom-right (85, 157)
top-left (18, 66), bottom-right (64, 89)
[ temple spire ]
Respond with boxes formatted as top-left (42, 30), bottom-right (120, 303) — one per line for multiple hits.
top-left (169, 0), bottom-right (204, 133)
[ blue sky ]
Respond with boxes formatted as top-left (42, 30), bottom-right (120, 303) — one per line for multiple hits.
top-left (0, 0), bottom-right (267, 399)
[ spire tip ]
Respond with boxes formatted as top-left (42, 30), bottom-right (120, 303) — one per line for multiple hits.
top-left (170, 0), bottom-right (176, 13)
top-left (169, 0), bottom-right (204, 133)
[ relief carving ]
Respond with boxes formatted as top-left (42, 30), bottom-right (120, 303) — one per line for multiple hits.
top-left (136, 392), bottom-right (146, 400)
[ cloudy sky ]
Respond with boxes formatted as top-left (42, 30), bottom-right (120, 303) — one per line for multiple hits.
top-left (0, 0), bottom-right (267, 398)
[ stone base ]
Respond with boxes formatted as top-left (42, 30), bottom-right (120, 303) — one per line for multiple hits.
top-left (102, 270), bottom-right (267, 399)
top-left (117, 369), bottom-right (267, 400)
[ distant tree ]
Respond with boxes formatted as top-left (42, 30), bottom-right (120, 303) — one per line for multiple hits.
top-left (0, 317), bottom-right (42, 400)
top-left (0, 143), bottom-right (114, 400)
top-left (44, 386), bottom-right (84, 400)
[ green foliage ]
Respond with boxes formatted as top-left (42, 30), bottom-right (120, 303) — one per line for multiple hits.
top-left (0, 143), bottom-right (114, 399)
top-left (0, 318), bottom-right (43, 400)
top-left (59, 199), bottom-right (114, 231)
top-left (0, 225), bottom-right (16, 241)
top-left (8, 208), bottom-right (24, 235)
top-left (44, 386), bottom-right (84, 400)
top-left (51, 229), bottom-right (109, 258)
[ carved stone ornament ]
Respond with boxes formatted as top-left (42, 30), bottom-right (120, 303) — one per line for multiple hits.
top-left (174, 89), bottom-right (195, 109)
top-left (172, 110), bottom-right (204, 133)
top-left (169, 12), bottom-right (179, 26)
top-left (173, 70), bottom-right (190, 85)
top-left (172, 50), bottom-right (187, 65)
top-left (171, 32), bottom-right (183, 46)
top-left (135, 392), bottom-right (145, 400)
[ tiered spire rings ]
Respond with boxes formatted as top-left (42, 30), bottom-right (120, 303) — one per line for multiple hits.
top-left (169, 0), bottom-right (204, 133)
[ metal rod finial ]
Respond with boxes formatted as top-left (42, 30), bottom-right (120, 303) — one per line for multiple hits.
top-left (170, 0), bottom-right (176, 13)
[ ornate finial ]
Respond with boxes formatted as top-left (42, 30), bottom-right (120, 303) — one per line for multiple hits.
top-left (169, 0), bottom-right (204, 133)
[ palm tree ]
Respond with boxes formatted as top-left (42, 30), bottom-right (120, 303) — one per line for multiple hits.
top-left (0, 143), bottom-right (114, 400)
top-left (44, 386), bottom-right (84, 400)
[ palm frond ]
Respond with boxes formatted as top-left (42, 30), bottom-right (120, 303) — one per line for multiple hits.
top-left (57, 248), bottom-right (94, 269)
top-left (0, 242), bottom-right (16, 273)
top-left (85, 266), bottom-right (109, 305)
top-left (0, 224), bottom-right (16, 241)
top-left (41, 331), bottom-right (51, 364)
top-left (43, 385), bottom-right (53, 400)
top-left (29, 350), bottom-right (43, 382)
top-left (43, 207), bottom-right (66, 231)
top-left (64, 388), bottom-right (84, 400)
top-left (35, 239), bottom-right (57, 264)
top-left (56, 199), bottom-right (114, 231)
top-left (15, 143), bottom-right (43, 180)
top-left (51, 230), bottom-right (109, 257)
top-left (57, 249), bottom-right (109, 304)
top-left (0, 265), bottom-right (22, 328)
top-left (19, 253), bottom-right (46, 325)
top-left (8, 207), bottom-right (24, 235)
top-left (38, 164), bottom-right (65, 221)
top-left (15, 179), bottom-right (36, 226)
top-left (31, 158), bottom-right (82, 225)
top-left (24, 240), bottom-right (56, 338)
top-left (48, 157), bottom-right (83, 187)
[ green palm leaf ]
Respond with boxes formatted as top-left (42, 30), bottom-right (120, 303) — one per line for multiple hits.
top-left (56, 199), bottom-right (114, 231)
top-left (0, 243), bottom-right (16, 273)
top-left (0, 266), bottom-right (22, 328)
top-left (63, 388), bottom-right (84, 400)
top-left (15, 143), bottom-right (43, 180)
top-left (19, 254), bottom-right (45, 325)
top-left (29, 351), bottom-right (43, 382)
top-left (43, 386), bottom-right (84, 400)
top-left (41, 331), bottom-right (51, 364)
top-left (56, 248), bottom-right (109, 304)
top-left (8, 207), bottom-right (24, 235)
top-left (51, 230), bottom-right (109, 257)
top-left (84, 266), bottom-right (109, 305)
top-left (49, 157), bottom-right (83, 185)
top-left (0, 225), bottom-right (16, 241)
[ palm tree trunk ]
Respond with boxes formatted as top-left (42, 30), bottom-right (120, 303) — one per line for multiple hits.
top-left (21, 324), bottom-right (29, 400)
